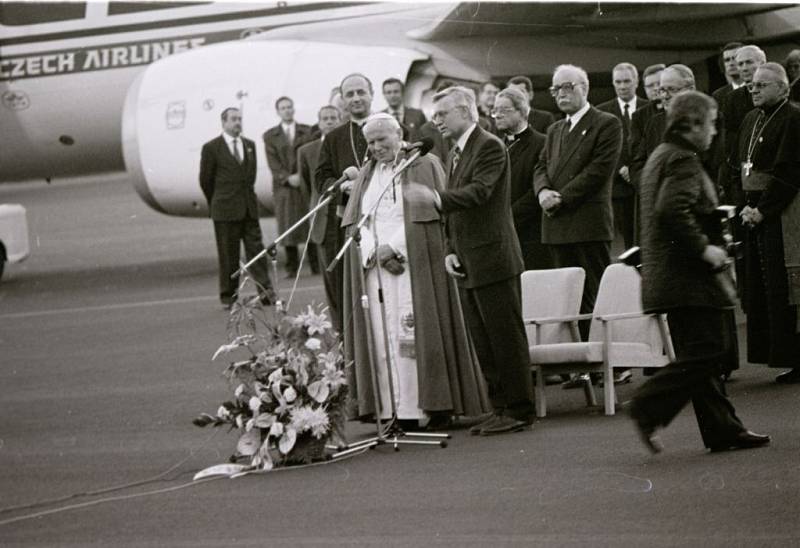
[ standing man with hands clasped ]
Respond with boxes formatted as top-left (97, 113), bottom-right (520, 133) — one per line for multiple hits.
top-left (199, 107), bottom-right (276, 310)
top-left (407, 86), bottom-right (535, 436)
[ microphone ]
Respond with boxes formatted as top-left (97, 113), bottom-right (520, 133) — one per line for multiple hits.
top-left (401, 137), bottom-right (435, 155)
top-left (323, 166), bottom-right (360, 195)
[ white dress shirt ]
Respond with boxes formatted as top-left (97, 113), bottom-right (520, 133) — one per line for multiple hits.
top-left (565, 102), bottom-right (591, 131)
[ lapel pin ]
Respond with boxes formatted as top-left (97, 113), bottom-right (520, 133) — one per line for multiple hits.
top-left (581, 129), bottom-right (587, 136)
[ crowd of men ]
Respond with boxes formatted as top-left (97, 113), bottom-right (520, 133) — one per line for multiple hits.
top-left (198, 44), bottom-right (799, 447)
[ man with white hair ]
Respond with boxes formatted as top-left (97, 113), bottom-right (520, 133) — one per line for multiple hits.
top-left (733, 63), bottom-right (800, 384)
top-left (416, 85), bottom-right (534, 435)
top-left (723, 45), bottom-right (768, 206)
top-left (341, 113), bottom-right (489, 428)
top-left (534, 65), bottom-right (622, 343)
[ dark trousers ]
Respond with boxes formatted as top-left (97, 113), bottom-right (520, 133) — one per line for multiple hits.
top-left (317, 205), bottom-right (344, 333)
top-left (458, 276), bottom-right (534, 419)
top-left (213, 217), bottom-right (272, 301)
top-left (631, 307), bottom-right (745, 448)
top-left (284, 244), bottom-right (321, 274)
top-left (613, 195), bottom-right (635, 250)
top-left (549, 241), bottom-right (611, 339)
top-left (745, 220), bottom-right (800, 367)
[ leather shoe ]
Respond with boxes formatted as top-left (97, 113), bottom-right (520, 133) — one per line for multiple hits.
top-left (424, 414), bottom-right (453, 431)
top-left (775, 368), bottom-right (800, 384)
top-left (562, 374), bottom-right (592, 390)
top-left (708, 430), bottom-right (771, 453)
top-left (469, 413), bottom-right (500, 436)
top-left (627, 403), bottom-right (663, 454)
top-left (479, 415), bottom-right (529, 436)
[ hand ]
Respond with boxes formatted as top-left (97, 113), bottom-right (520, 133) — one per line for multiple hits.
top-left (701, 245), bottom-right (728, 270)
top-left (404, 182), bottom-right (437, 207)
top-left (287, 174), bottom-right (301, 188)
top-left (382, 257), bottom-right (405, 275)
top-left (445, 253), bottom-right (465, 278)
top-left (748, 207), bottom-right (764, 226)
top-left (538, 189), bottom-right (562, 214)
top-left (619, 165), bottom-right (630, 183)
top-left (340, 180), bottom-right (354, 194)
top-left (376, 244), bottom-right (398, 264)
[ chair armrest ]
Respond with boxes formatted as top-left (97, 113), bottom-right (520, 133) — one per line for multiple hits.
top-left (524, 313), bottom-right (593, 325)
top-left (595, 311), bottom-right (653, 322)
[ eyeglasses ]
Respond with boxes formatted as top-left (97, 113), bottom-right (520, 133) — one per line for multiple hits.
top-left (748, 81), bottom-right (779, 91)
top-left (549, 82), bottom-right (583, 96)
top-left (658, 85), bottom-right (688, 96)
top-left (490, 106), bottom-right (517, 116)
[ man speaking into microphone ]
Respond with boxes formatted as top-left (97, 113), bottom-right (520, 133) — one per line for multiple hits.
top-left (341, 113), bottom-right (488, 428)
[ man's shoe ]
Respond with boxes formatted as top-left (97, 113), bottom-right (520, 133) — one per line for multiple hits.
top-left (469, 413), bottom-right (500, 436)
top-left (562, 374), bottom-right (592, 390)
top-left (775, 368), bottom-right (800, 384)
top-left (424, 414), bottom-right (453, 431)
top-left (627, 403), bottom-right (663, 454)
top-left (708, 430), bottom-right (771, 453)
top-left (479, 415), bottom-right (529, 436)
top-left (600, 370), bottom-right (633, 386)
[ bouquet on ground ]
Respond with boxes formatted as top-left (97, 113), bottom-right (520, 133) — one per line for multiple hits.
top-left (194, 302), bottom-right (349, 469)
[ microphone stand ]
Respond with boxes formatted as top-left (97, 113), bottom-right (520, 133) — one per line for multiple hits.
top-left (328, 150), bottom-right (450, 455)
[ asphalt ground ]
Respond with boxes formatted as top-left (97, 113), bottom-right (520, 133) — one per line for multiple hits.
top-left (0, 176), bottom-right (798, 547)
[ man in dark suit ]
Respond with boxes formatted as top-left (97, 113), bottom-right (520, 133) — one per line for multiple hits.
top-left (315, 73), bottom-right (375, 333)
top-left (534, 64), bottom-right (622, 340)
top-left (199, 107), bottom-right (275, 309)
top-left (264, 96), bottom-right (315, 278)
top-left (629, 64), bottom-right (665, 212)
top-left (712, 42), bottom-right (745, 111)
top-left (416, 85), bottom-right (534, 435)
top-left (382, 77), bottom-right (427, 141)
top-left (477, 81), bottom-right (500, 133)
top-left (597, 62), bottom-right (649, 250)
top-left (493, 86), bottom-right (550, 270)
top-left (507, 75), bottom-right (557, 134)
top-left (297, 105), bottom-right (342, 313)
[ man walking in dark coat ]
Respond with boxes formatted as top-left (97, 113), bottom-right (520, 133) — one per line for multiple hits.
top-left (629, 91), bottom-right (769, 454)
top-left (199, 107), bottom-right (275, 309)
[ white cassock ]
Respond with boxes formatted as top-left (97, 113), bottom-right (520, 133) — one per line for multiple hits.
top-left (359, 162), bottom-right (422, 419)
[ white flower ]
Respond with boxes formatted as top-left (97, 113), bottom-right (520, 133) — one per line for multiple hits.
top-left (234, 383), bottom-right (246, 398)
top-left (305, 338), bottom-right (322, 351)
top-left (249, 396), bottom-right (261, 414)
top-left (289, 405), bottom-right (330, 439)
top-left (269, 421), bottom-right (284, 438)
top-left (283, 386), bottom-right (297, 403)
top-left (217, 405), bottom-right (230, 419)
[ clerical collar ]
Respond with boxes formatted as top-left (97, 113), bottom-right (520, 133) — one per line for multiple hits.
top-left (350, 117), bottom-right (369, 127)
top-left (505, 125), bottom-right (528, 143)
top-left (732, 81), bottom-right (745, 90)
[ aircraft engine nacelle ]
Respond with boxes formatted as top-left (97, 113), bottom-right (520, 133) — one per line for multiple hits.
top-left (122, 39), bottom-right (427, 217)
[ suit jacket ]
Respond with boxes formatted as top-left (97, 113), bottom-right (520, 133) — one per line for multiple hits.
top-left (199, 134), bottom-right (259, 221)
top-left (629, 101), bottom-right (662, 189)
top-left (712, 83), bottom-right (736, 112)
top-left (533, 106), bottom-right (623, 244)
top-left (263, 123), bottom-right (312, 187)
top-left (529, 108), bottom-right (557, 134)
top-left (297, 138), bottom-right (327, 244)
top-left (383, 106), bottom-right (427, 140)
top-left (508, 126), bottom-right (547, 241)
top-left (439, 126), bottom-right (523, 289)
top-left (597, 96), bottom-right (649, 198)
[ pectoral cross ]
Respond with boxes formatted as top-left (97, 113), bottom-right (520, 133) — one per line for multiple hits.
top-left (743, 160), bottom-right (753, 177)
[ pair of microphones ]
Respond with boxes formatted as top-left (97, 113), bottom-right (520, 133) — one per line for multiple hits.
top-left (323, 138), bottom-right (435, 194)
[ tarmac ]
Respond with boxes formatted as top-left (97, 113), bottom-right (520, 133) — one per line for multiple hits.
top-left (0, 175), bottom-right (798, 547)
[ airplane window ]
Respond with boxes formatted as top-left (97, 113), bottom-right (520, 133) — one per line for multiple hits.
top-left (0, 1), bottom-right (86, 25)
top-left (107, 1), bottom-right (212, 16)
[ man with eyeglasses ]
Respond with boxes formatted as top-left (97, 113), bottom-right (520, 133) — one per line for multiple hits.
top-left (732, 63), bottom-right (800, 384)
top-left (533, 64), bottom-right (622, 347)
top-left (493, 86), bottom-right (550, 270)
top-left (413, 85), bottom-right (534, 435)
top-left (723, 45), bottom-right (767, 207)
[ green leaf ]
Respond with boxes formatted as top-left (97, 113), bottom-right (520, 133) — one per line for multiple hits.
top-left (253, 413), bottom-right (276, 428)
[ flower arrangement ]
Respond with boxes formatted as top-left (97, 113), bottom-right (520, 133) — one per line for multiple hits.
top-left (193, 301), bottom-right (348, 469)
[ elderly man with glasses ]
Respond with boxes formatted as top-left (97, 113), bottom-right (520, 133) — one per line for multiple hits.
top-left (533, 65), bottom-right (622, 351)
top-left (732, 63), bottom-right (800, 384)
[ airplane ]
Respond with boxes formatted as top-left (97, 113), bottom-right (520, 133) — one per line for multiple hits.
top-left (3, 1), bottom-right (800, 219)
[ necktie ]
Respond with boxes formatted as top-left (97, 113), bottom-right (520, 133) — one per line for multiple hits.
top-left (561, 118), bottom-right (572, 147)
top-left (233, 139), bottom-right (243, 164)
top-left (286, 125), bottom-right (294, 146)
top-left (623, 103), bottom-right (631, 134)
top-left (393, 110), bottom-right (402, 123)
top-left (450, 147), bottom-right (461, 177)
